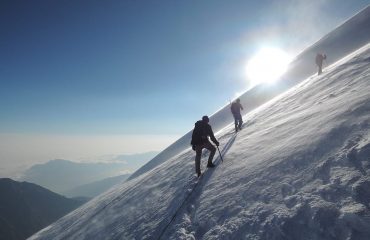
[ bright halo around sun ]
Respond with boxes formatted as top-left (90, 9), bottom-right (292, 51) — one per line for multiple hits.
top-left (246, 47), bottom-right (292, 86)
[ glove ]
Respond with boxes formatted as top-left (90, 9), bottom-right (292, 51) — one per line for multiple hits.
top-left (215, 141), bottom-right (219, 147)
top-left (192, 145), bottom-right (196, 151)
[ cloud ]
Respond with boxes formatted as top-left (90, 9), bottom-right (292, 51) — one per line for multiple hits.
top-left (0, 133), bottom-right (178, 178)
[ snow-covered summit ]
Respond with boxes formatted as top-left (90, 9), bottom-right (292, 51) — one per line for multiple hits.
top-left (30, 6), bottom-right (370, 240)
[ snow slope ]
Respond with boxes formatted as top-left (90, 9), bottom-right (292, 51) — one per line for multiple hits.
top-left (30, 42), bottom-right (370, 240)
top-left (30, 7), bottom-right (370, 240)
top-left (128, 5), bottom-right (370, 181)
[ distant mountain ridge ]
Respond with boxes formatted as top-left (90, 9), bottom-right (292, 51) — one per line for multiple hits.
top-left (0, 178), bottom-right (86, 240)
top-left (21, 159), bottom-right (130, 194)
top-left (21, 151), bottom-right (158, 195)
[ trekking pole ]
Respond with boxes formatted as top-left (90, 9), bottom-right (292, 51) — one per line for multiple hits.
top-left (217, 146), bottom-right (224, 162)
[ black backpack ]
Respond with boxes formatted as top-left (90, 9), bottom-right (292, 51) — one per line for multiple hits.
top-left (231, 102), bottom-right (238, 114)
top-left (191, 121), bottom-right (207, 145)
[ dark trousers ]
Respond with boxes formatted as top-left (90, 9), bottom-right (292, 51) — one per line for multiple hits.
top-left (233, 113), bottom-right (243, 131)
top-left (195, 141), bottom-right (216, 175)
top-left (317, 63), bottom-right (323, 75)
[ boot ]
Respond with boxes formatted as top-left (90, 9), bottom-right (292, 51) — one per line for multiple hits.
top-left (207, 162), bottom-right (215, 168)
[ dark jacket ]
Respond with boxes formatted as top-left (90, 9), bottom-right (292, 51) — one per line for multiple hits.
top-left (191, 120), bottom-right (218, 146)
top-left (231, 102), bottom-right (243, 115)
top-left (315, 53), bottom-right (326, 66)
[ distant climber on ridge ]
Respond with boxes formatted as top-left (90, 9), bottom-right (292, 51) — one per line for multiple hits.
top-left (231, 98), bottom-right (244, 132)
top-left (191, 116), bottom-right (219, 177)
top-left (315, 53), bottom-right (327, 75)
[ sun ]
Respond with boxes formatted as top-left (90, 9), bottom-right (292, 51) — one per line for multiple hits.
top-left (246, 47), bottom-right (292, 86)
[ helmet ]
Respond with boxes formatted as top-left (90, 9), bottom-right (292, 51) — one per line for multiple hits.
top-left (202, 115), bottom-right (209, 122)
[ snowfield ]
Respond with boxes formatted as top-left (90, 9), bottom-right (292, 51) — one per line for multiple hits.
top-left (30, 7), bottom-right (370, 240)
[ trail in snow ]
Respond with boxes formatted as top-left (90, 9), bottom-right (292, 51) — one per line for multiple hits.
top-left (157, 130), bottom-right (238, 240)
top-left (157, 124), bottom-right (248, 240)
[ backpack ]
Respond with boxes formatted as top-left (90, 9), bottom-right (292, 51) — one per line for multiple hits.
top-left (231, 102), bottom-right (238, 114)
top-left (191, 121), bottom-right (207, 145)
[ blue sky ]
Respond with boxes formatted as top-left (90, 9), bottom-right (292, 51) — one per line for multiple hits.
top-left (1, 0), bottom-right (370, 135)
top-left (1, 0), bottom-right (369, 176)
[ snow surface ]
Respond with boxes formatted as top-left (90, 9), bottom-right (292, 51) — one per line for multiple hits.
top-left (30, 7), bottom-right (370, 240)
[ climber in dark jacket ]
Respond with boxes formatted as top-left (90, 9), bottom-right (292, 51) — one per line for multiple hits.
top-left (231, 98), bottom-right (243, 132)
top-left (191, 116), bottom-right (219, 177)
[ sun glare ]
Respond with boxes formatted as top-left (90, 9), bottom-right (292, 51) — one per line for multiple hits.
top-left (246, 47), bottom-right (291, 86)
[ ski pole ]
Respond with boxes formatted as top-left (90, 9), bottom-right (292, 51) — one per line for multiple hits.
top-left (217, 146), bottom-right (223, 162)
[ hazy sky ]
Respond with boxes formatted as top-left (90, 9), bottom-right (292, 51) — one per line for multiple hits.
top-left (1, 0), bottom-right (369, 177)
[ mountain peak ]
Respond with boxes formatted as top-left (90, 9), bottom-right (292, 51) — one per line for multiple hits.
top-left (0, 178), bottom-right (86, 240)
